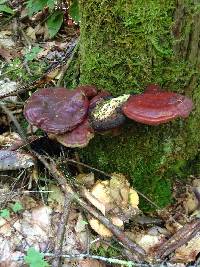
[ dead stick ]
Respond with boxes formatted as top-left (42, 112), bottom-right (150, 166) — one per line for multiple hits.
top-left (52, 194), bottom-right (73, 267)
top-left (33, 152), bottom-right (146, 261)
top-left (156, 218), bottom-right (200, 259)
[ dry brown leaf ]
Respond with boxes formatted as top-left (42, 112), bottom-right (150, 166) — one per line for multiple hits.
top-left (48, 184), bottom-right (65, 210)
top-left (89, 218), bottom-right (112, 237)
top-left (0, 79), bottom-right (18, 101)
top-left (111, 216), bottom-right (123, 227)
top-left (85, 187), bottom-right (107, 215)
top-left (128, 227), bottom-right (167, 258)
top-left (26, 27), bottom-right (36, 41)
top-left (109, 173), bottom-right (130, 206)
top-left (0, 31), bottom-right (15, 48)
top-left (31, 206), bottom-right (52, 229)
top-left (34, 24), bottom-right (45, 36)
top-left (129, 189), bottom-right (139, 208)
top-left (78, 259), bottom-right (106, 267)
top-left (184, 191), bottom-right (198, 214)
top-left (172, 232), bottom-right (200, 263)
top-left (0, 48), bottom-right (12, 62)
top-left (0, 132), bottom-right (21, 148)
top-left (87, 173), bottom-right (139, 236)
top-left (76, 173), bottom-right (95, 188)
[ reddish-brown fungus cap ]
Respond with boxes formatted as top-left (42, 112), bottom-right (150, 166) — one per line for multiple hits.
top-left (89, 91), bottom-right (111, 108)
top-left (122, 91), bottom-right (193, 125)
top-left (24, 88), bottom-right (89, 134)
top-left (50, 119), bottom-right (94, 148)
top-left (76, 85), bottom-right (98, 99)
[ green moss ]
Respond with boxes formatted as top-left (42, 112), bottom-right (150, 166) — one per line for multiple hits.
top-left (79, 1), bottom-right (200, 210)
top-left (63, 54), bottom-right (80, 89)
top-left (2, 58), bottom-right (47, 84)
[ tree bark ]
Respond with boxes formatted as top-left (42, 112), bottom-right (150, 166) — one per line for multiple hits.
top-left (79, 0), bottom-right (200, 209)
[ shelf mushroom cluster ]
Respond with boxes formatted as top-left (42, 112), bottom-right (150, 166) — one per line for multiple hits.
top-left (24, 84), bottom-right (193, 148)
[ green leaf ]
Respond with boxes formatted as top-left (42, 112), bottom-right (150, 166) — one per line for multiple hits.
top-left (0, 209), bottom-right (10, 218)
top-left (46, 11), bottom-right (63, 38)
top-left (69, 0), bottom-right (80, 22)
top-left (24, 247), bottom-right (49, 267)
top-left (26, 0), bottom-right (48, 17)
top-left (0, 4), bottom-right (14, 14)
top-left (25, 45), bottom-right (42, 61)
top-left (11, 202), bottom-right (24, 213)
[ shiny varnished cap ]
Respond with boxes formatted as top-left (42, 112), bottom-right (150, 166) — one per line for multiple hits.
top-left (50, 119), bottom-right (94, 148)
top-left (24, 87), bottom-right (89, 133)
top-left (122, 85), bottom-right (193, 125)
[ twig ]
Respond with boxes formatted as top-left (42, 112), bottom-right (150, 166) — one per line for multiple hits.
top-left (0, 101), bottom-right (29, 147)
top-left (156, 218), bottom-right (200, 259)
top-left (52, 194), bottom-right (73, 267)
top-left (56, 40), bottom-right (79, 87)
top-left (33, 152), bottom-right (146, 261)
top-left (45, 252), bottom-right (150, 267)
top-left (64, 158), bottom-right (110, 177)
top-left (134, 189), bottom-right (161, 210)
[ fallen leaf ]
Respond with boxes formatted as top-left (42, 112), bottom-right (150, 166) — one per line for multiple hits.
top-left (78, 259), bottom-right (106, 267)
top-left (48, 184), bottom-right (65, 210)
top-left (129, 189), bottom-right (139, 208)
top-left (0, 31), bottom-right (15, 48)
top-left (89, 218), bottom-right (112, 237)
top-left (0, 132), bottom-right (21, 148)
top-left (0, 79), bottom-right (18, 101)
top-left (76, 173), bottom-right (95, 188)
top-left (173, 232), bottom-right (200, 262)
top-left (0, 48), bottom-right (12, 62)
top-left (91, 181), bottom-right (112, 212)
top-left (26, 27), bottom-right (36, 41)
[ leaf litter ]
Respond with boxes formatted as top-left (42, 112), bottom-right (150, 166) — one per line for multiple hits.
top-left (0, 1), bottom-right (200, 266)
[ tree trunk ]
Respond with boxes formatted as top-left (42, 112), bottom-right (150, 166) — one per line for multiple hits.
top-left (79, 0), bottom-right (200, 209)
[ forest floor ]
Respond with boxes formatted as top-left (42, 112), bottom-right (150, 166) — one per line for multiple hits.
top-left (0, 1), bottom-right (200, 267)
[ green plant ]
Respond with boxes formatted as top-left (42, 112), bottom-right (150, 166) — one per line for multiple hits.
top-left (11, 201), bottom-right (24, 213)
top-left (0, 209), bottom-right (10, 218)
top-left (69, 0), bottom-right (80, 22)
top-left (0, 201), bottom-right (24, 219)
top-left (26, 0), bottom-right (80, 38)
top-left (24, 247), bottom-right (49, 267)
top-left (46, 10), bottom-right (63, 38)
top-left (0, 0), bottom-right (14, 14)
top-left (26, 0), bottom-right (63, 38)
top-left (25, 45), bottom-right (43, 62)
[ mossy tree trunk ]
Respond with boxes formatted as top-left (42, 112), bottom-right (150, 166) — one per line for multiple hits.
top-left (79, 0), bottom-right (200, 209)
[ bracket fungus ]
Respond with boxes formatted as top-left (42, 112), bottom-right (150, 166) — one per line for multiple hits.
top-left (76, 85), bottom-right (98, 99)
top-left (122, 85), bottom-right (193, 125)
top-left (89, 95), bottom-right (130, 131)
top-left (49, 119), bottom-right (94, 148)
top-left (24, 87), bottom-right (89, 134)
top-left (23, 84), bottom-right (194, 148)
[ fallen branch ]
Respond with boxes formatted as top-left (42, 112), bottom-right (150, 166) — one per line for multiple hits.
top-left (156, 218), bottom-right (200, 259)
top-left (34, 152), bottom-right (146, 261)
top-left (45, 252), bottom-right (150, 267)
top-left (52, 194), bottom-right (73, 267)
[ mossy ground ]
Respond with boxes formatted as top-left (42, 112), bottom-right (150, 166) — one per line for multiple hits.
top-left (79, 1), bottom-right (200, 210)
